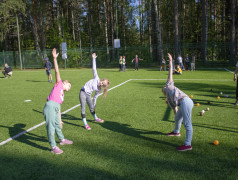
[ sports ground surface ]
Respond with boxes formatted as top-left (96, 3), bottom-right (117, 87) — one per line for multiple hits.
top-left (0, 68), bottom-right (237, 179)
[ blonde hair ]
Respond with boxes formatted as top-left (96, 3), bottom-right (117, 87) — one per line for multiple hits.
top-left (101, 78), bottom-right (110, 98)
top-left (62, 80), bottom-right (71, 85)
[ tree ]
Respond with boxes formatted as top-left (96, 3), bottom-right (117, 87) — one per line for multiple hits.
top-left (0, 0), bottom-right (25, 51)
top-left (202, 0), bottom-right (208, 64)
top-left (103, 0), bottom-right (110, 62)
top-left (174, 0), bottom-right (180, 61)
top-left (153, 0), bottom-right (163, 63)
top-left (230, 0), bottom-right (236, 64)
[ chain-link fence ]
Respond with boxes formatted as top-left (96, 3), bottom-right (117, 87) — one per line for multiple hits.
top-left (0, 42), bottom-right (235, 69)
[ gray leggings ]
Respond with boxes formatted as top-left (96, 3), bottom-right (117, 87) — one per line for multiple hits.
top-left (79, 90), bottom-right (95, 118)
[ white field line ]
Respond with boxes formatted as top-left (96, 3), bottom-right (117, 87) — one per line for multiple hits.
top-left (0, 77), bottom-right (231, 146)
top-left (224, 68), bottom-right (234, 74)
top-left (0, 79), bottom-right (132, 146)
top-left (131, 79), bottom-right (232, 81)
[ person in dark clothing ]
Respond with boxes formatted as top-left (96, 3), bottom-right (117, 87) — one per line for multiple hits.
top-left (131, 55), bottom-right (143, 71)
top-left (2, 63), bottom-right (12, 78)
top-left (44, 57), bottom-right (53, 83)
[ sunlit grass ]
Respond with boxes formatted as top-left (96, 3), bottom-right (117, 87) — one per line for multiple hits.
top-left (0, 68), bottom-right (237, 179)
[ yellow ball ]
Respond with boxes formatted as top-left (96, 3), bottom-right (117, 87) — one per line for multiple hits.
top-left (196, 103), bottom-right (200, 106)
top-left (214, 140), bottom-right (219, 146)
top-left (190, 95), bottom-right (193, 98)
top-left (217, 96), bottom-right (220, 99)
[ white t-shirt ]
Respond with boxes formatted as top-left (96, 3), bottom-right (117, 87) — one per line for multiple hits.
top-left (83, 58), bottom-right (101, 107)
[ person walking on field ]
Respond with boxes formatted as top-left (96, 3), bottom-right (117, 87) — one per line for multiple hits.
top-left (132, 54), bottom-right (143, 71)
top-left (43, 48), bottom-right (73, 155)
top-left (79, 53), bottom-right (110, 130)
top-left (233, 62), bottom-right (238, 105)
top-left (44, 57), bottom-right (53, 83)
top-left (162, 53), bottom-right (194, 151)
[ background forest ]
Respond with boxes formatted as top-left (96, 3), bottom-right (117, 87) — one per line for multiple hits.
top-left (0, 0), bottom-right (237, 68)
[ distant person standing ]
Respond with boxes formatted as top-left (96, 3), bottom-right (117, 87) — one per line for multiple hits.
top-left (2, 63), bottom-right (12, 78)
top-left (132, 54), bottom-right (143, 71)
top-left (160, 58), bottom-right (166, 71)
top-left (185, 54), bottom-right (190, 71)
top-left (233, 62), bottom-right (238, 105)
top-left (191, 54), bottom-right (196, 71)
top-left (119, 56), bottom-right (123, 71)
top-left (177, 55), bottom-right (184, 70)
top-left (44, 57), bottom-right (53, 82)
top-left (122, 56), bottom-right (126, 72)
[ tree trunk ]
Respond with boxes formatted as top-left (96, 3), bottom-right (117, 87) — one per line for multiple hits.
top-left (39, 2), bottom-right (46, 50)
top-left (230, 0), bottom-right (236, 64)
top-left (153, 0), bottom-right (163, 63)
top-left (32, 0), bottom-right (40, 54)
top-left (111, 0), bottom-right (115, 61)
top-left (88, 0), bottom-right (93, 50)
top-left (139, 0), bottom-right (142, 45)
top-left (174, 0), bottom-right (179, 62)
top-left (202, 0), bottom-right (208, 64)
top-left (122, 0), bottom-right (126, 53)
top-left (104, 0), bottom-right (110, 62)
top-left (56, 0), bottom-right (62, 39)
top-left (147, 1), bottom-right (152, 55)
top-left (71, 2), bottom-right (76, 41)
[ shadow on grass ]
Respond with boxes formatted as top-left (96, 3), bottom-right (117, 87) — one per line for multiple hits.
top-left (0, 154), bottom-right (124, 179)
top-left (192, 122), bottom-right (238, 134)
top-left (0, 124), bottom-right (48, 151)
top-left (99, 121), bottom-right (176, 147)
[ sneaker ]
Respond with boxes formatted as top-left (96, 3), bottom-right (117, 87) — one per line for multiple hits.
top-left (167, 131), bottom-right (181, 137)
top-left (177, 144), bottom-right (192, 151)
top-left (95, 118), bottom-right (104, 123)
top-left (85, 124), bottom-right (91, 130)
top-left (60, 139), bottom-right (73, 145)
top-left (51, 80), bottom-right (53, 83)
top-left (51, 146), bottom-right (63, 154)
top-left (235, 101), bottom-right (238, 105)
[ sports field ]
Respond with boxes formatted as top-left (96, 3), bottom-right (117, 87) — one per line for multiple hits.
top-left (0, 68), bottom-right (237, 179)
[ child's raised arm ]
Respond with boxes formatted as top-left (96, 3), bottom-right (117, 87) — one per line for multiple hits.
top-left (92, 53), bottom-right (98, 78)
top-left (52, 48), bottom-right (61, 83)
top-left (167, 53), bottom-right (173, 82)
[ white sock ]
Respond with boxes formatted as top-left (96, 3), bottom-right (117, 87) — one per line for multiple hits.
top-left (83, 118), bottom-right (87, 126)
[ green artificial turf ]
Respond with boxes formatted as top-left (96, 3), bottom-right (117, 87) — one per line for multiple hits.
top-left (0, 68), bottom-right (237, 179)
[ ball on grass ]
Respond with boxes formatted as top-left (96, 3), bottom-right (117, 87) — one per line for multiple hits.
top-left (214, 140), bottom-right (219, 146)
top-left (220, 92), bottom-right (223, 95)
top-left (196, 103), bottom-right (200, 106)
top-left (190, 95), bottom-right (193, 98)
top-left (206, 107), bottom-right (210, 111)
top-left (217, 96), bottom-right (220, 99)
